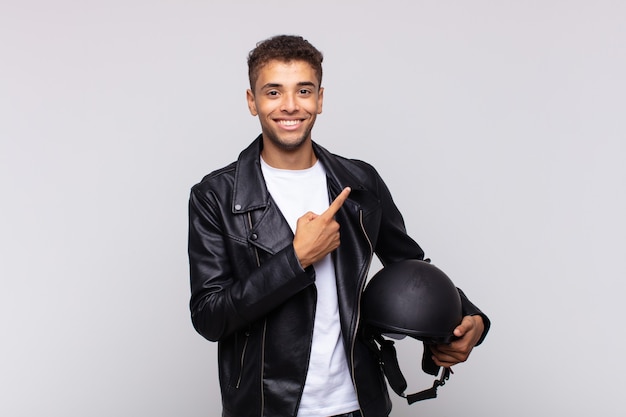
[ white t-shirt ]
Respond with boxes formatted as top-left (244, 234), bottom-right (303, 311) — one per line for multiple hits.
top-left (261, 157), bottom-right (360, 417)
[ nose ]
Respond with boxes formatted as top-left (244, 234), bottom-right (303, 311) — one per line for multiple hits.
top-left (280, 93), bottom-right (299, 113)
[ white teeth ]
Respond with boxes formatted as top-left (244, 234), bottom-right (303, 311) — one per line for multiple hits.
top-left (278, 120), bottom-right (300, 126)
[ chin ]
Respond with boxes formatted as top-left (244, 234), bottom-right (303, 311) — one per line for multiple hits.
top-left (266, 132), bottom-right (310, 151)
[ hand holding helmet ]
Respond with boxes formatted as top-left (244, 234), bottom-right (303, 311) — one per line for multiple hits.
top-left (430, 314), bottom-right (485, 368)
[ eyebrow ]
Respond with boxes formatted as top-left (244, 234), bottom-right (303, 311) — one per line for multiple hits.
top-left (260, 81), bottom-right (317, 90)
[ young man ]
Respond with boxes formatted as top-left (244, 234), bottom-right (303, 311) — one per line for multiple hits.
top-left (188, 35), bottom-right (489, 417)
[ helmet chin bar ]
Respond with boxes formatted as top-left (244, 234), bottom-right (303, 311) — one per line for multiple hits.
top-left (372, 334), bottom-right (452, 405)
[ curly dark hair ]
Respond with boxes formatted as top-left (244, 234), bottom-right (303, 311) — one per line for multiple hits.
top-left (247, 35), bottom-right (323, 91)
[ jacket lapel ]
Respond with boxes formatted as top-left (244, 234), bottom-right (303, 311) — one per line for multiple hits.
top-left (231, 136), bottom-right (293, 255)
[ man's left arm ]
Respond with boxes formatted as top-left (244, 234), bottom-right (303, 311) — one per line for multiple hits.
top-left (364, 162), bottom-right (491, 367)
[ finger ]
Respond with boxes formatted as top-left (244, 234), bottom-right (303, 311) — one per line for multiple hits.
top-left (433, 356), bottom-right (459, 368)
top-left (453, 315), bottom-right (474, 337)
top-left (431, 345), bottom-right (468, 366)
top-left (430, 347), bottom-right (459, 367)
top-left (300, 211), bottom-right (318, 222)
top-left (321, 187), bottom-right (351, 219)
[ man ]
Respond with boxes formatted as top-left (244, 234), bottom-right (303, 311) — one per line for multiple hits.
top-left (188, 35), bottom-right (489, 417)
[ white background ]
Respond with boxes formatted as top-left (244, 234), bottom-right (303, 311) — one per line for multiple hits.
top-left (1, 1), bottom-right (625, 416)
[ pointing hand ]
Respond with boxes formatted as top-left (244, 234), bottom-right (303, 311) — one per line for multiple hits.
top-left (293, 187), bottom-right (351, 268)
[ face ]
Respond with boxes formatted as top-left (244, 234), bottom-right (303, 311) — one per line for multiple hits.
top-left (246, 60), bottom-right (324, 152)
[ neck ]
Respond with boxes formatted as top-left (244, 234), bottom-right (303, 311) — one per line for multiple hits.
top-left (260, 138), bottom-right (317, 170)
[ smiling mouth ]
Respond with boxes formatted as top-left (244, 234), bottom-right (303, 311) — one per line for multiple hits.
top-left (276, 119), bottom-right (302, 126)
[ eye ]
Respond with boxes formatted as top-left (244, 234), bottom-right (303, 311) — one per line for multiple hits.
top-left (267, 90), bottom-right (279, 97)
top-left (299, 89), bottom-right (312, 95)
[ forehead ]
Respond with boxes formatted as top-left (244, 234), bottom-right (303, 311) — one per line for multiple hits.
top-left (254, 59), bottom-right (319, 89)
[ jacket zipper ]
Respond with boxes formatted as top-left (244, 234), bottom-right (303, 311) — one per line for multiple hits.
top-left (235, 213), bottom-right (260, 389)
top-left (350, 209), bottom-right (374, 415)
top-left (260, 318), bottom-right (267, 416)
top-left (235, 329), bottom-right (250, 389)
top-left (247, 212), bottom-right (267, 416)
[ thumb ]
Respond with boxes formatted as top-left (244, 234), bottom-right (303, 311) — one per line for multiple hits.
top-left (298, 211), bottom-right (318, 223)
top-left (453, 316), bottom-right (473, 337)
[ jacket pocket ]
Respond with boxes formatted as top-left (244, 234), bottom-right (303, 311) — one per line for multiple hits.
top-left (234, 328), bottom-right (250, 389)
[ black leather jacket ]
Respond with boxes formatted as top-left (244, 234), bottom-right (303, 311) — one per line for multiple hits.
top-left (189, 136), bottom-right (488, 417)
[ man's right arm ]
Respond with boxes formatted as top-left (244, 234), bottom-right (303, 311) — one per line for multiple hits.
top-left (188, 187), bottom-right (314, 342)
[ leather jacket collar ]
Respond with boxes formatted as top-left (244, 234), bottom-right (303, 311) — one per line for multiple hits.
top-left (231, 135), bottom-right (367, 215)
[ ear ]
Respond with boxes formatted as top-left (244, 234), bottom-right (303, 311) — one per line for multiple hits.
top-left (246, 89), bottom-right (258, 116)
top-left (317, 87), bottom-right (324, 114)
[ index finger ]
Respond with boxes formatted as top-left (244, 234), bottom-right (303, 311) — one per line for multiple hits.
top-left (322, 187), bottom-right (351, 219)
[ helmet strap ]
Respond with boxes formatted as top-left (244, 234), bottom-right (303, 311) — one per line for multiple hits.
top-left (406, 367), bottom-right (452, 404)
top-left (372, 334), bottom-right (453, 405)
top-left (376, 335), bottom-right (407, 397)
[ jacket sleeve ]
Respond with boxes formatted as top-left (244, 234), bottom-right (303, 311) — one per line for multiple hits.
top-left (370, 167), bottom-right (490, 344)
top-left (457, 288), bottom-right (491, 346)
top-left (369, 165), bottom-right (426, 265)
top-left (188, 186), bottom-right (315, 342)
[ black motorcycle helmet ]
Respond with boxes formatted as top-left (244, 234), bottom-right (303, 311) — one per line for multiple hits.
top-left (361, 259), bottom-right (463, 404)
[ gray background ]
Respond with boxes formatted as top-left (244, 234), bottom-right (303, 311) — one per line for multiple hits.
top-left (1, 1), bottom-right (625, 416)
